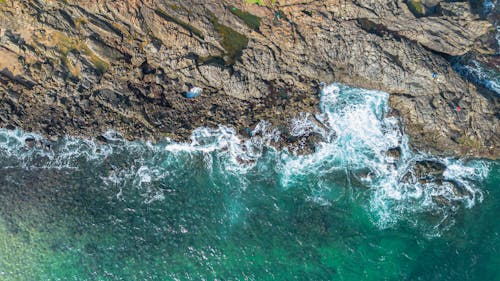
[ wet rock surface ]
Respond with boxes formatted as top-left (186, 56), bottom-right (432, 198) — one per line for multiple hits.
top-left (413, 160), bottom-right (447, 180)
top-left (0, 0), bottom-right (498, 158)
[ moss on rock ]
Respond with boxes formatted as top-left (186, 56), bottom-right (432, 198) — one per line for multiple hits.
top-left (210, 17), bottom-right (249, 65)
top-left (407, 0), bottom-right (426, 17)
top-left (229, 6), bottom-right (261, 31)
top-left (155, 9), bottom-right (205, 39)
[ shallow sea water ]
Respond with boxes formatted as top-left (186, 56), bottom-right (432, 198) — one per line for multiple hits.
top-left (0, 84), bottom-right (498, 280)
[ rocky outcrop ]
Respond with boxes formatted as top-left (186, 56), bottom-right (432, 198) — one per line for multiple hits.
top-left (0, 0), bottom-right (498, 158)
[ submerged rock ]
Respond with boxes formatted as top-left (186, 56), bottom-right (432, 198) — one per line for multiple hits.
top-left (386, 147), bottom-right (402, 160)
top-left (414, 160), bottom-right (447, 179)
top-left (0, 0), bottom-right (497, 159)
top-left (24, 137), bottom-right (36, 148)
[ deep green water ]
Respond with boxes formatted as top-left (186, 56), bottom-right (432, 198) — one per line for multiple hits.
top-left (0, 84), bottom-right (498, 280)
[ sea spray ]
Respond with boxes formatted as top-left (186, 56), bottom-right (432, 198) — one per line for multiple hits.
top-left (159, 82), bottom-right (489, 236)
top-left (0, 84), bottom-right (490, 234)
top-left (0, 83), bottom-right (496, 280)
top-left (281, 84), bottom-right (489, 234)
top-left (453, 59), bottom-right (500, 95)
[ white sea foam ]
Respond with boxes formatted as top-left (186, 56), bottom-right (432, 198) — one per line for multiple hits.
top-left (483, 0), bottom-right (496, 15)
top-left (278, 83), bottom-right (489, 233)
top-left (0, 83), bottom-right (490, 235)
top-left (154, 83), bottom-right (489, 234)
top-left (164, 122), bottom-right (279, 176)
top-left (454, 60), bottom-right (500, 95)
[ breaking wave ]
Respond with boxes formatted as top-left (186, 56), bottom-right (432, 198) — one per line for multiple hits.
top-left (0, 83), bottom-right (490, 236)
top-left (453, 59), bottom-right (500, 95)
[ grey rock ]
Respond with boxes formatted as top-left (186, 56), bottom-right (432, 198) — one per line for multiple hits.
top-left (0, 0), bottom-right (497, 158)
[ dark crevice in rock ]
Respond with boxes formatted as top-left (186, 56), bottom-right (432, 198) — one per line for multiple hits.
top-left (357, 18), bottom-right (404, 41)
top-left (228, 6), bottom-right (261, 32)
top-left (73, 6), bottom-right (124, 39)
top-left (0, 70), bottom-right (36, 89)
top-left (198, 55), bottom-right (226, 66)
top-left (391, 92), bottom-right (415, 99)
top-left (154, 8), bottom-right (205, 39)
top-left (57, 9), bottom-right (76, 29)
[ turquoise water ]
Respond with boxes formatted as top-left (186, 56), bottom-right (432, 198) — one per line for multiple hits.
top-left (0, 84), bottom-right (498, 280)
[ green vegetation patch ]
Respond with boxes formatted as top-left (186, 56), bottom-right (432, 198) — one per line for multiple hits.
top-left (407, 0), bottom-right (426, 17)
top-left (155, 9), bottom-right (204, 39)
top-left (245, 0), bottom-right (276, 6)
top-left (229, 6), bottom-right (261, 31)
top-left (457, 134), bottom-right (483, 151)
top-left (198, 55), bottom-right (226, 66)
top-left (210, 17), bottom-right (249, 65)
top-left (80, 44), bottom-right (109, 74)
top-left (45, 32), bottom-right (108, 75)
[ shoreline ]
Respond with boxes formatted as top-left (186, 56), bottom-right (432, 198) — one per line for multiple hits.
top-left (0, 0), bottom-right (498, 159)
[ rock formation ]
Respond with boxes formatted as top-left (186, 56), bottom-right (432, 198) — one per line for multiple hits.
top-left (0, 0), bottom-right (498, 158)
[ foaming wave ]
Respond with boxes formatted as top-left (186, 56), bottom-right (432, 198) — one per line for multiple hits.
top-left (0, 128), bottom-right (170, 203)
top-left (279, 84), bottom-right (490, 235)
top-left (153, 83), bottom-right (489, 234)
top-left (164, 122), bottom-right (279, 175)
top-left (280, 85), bottom-right (401, 187)
top-left (0, 83), bottom-right (491, 235)
top-left (453, 60), bottom-right (500, 95)
top-left (0, 129), bottom-right (113, 170)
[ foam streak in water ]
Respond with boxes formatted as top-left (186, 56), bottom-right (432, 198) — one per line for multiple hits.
top-left (279, 83), bottom-right (489, 234)
top-left (0, 83), bottom-right (490, 236)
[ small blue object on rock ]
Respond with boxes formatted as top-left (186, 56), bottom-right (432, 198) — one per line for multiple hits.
top-left (185, 87), bottom-right (202, 98)
top-left (244, 127), bottom-right (253, 137)
top-left (432, 72), bottom-right (438, 79)
top-left (275, 11), bottom-right (283, 20)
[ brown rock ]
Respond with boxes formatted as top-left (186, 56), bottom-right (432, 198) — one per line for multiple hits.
top-left (0, 0), bottom-right (497, 159)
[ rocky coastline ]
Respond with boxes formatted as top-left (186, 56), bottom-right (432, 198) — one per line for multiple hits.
top-left (0, 0), bottom-right (498, 158)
